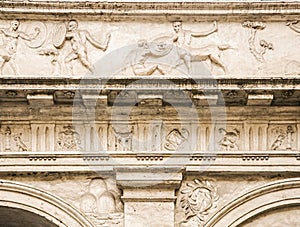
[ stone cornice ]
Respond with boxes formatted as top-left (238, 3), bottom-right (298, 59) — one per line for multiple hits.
top-left (1, 151), bottom-right (300, 174)
top-left (1, 1), bottom-right (300, 20)
top-left (0, 76), bottom-right (298, 90)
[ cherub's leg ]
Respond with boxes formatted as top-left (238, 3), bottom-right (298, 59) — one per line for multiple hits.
top-left (9, 59), bottom-right (19, 75)
top-left (78, 51), bottom-right (94, 73)
top-left (65, 52), bottom-right (78, 76)
top-left (0, 58), bottom-right (6, 75)
top-left (183, 54), bottom-right (192, 74)
top-left (133, 63), bottom-right (158, 76)
top-left (176, 48), bottom-right (192, 74)
top-left (209, 53), bottom-right (228, 74)
top-left (102, 33), bottom-right (111, 51)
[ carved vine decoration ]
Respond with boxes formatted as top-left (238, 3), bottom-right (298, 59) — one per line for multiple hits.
top-left (180, 179), bottom-right (219, 227)
top-left (242, 21), bottom-right (273, 64)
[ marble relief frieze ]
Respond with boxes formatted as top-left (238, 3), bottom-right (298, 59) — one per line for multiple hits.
top-left (0, 19), bottom-right (300, 76)
top-left (0, 121), bottom-right (297, 153)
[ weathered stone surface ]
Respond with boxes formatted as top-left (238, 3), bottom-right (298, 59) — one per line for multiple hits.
top-left (0, 1), bottom-right (299, 226)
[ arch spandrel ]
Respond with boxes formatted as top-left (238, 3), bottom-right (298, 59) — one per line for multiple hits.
top-left (206, 178), bottom-right (300, 227)
top-left (0, 180), bottom-right (94, 227)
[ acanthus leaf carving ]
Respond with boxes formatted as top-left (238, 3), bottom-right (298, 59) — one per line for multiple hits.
top-left (179, 179), bottom-right (219, 227)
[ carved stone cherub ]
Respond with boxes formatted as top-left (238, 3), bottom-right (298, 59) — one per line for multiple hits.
top-left (171, 21), bottom-right (230, 74)
top-left (0, 20), bottom-right (40, 75)
top-left (53, 19), bottom-right (111, 75)
top-left (130, 39), bottom-right (166, 76)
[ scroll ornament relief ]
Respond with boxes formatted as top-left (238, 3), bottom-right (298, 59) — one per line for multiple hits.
top-left (164, 128), bottom-right (189, 151)
top-left (57, 125), bottom-right (81, 151)
top-left (2, 126), bottom-right (29, 152)
top-left (242, 21), bottom-right (273, 66)
top-left (49, 19), bottom-right (111, 76)
top-left (218, 128), bottom-right (240, 151)
top-left (0, 20), bottom-right (46, 75)
top-left (179, 179), bottom-right (219, 227)
top-left (271, 125), bottom-right (295, 150)
top-left (79, 178), bottom-right (123, 226)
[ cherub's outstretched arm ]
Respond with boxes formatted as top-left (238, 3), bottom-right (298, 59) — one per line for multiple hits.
top-left (191, 21), bottom-right (218, 38)
top-left (287, 21), bottom-right (300, 33)
top-left (85, 31), bottom-right (111, 51)
top-left (19, 27), bottom-right (40, 41)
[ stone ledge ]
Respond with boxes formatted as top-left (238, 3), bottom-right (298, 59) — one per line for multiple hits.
top-left (1, 1), bottom-right (300, 20)
top-left (0, 152), bottom-right (299, 173)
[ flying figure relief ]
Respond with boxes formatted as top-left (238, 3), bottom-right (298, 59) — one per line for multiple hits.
top-left (0, 20), bottom-right (44, 75)
top-left (53, 19), bottom-right (111, 75)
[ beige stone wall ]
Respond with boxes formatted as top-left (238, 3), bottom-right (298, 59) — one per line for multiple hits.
top-left (0, 1), bottom-right (299, 227)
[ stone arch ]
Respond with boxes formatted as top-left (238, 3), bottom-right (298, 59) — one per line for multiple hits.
top-left (0, 180), bottom-right (93, 227)
top-left (206, 178), bottom-right (300, 227)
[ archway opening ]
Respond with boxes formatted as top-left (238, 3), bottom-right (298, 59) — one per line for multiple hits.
top-left (0, 206), bottom-right (58, 227)
top-left (239, 205), bottom-right (300, 227)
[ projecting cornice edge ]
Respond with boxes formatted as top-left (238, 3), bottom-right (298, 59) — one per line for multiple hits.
top-left (1, 1), bottom-right (300, 20)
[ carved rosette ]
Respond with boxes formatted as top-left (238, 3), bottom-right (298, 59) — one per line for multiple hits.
top-left (179, 179), bottom-right (219, 227)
